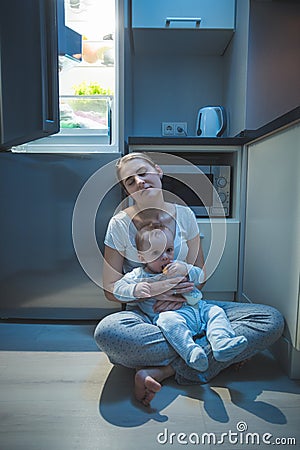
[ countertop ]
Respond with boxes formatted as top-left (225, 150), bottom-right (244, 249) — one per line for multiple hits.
top-left (127, 106), bottom-right (300, 147)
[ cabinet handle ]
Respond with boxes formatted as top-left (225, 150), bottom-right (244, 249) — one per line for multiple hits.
top-left (165, 17), bottom-right (201, 28)
top-left (40, 0), bottom-right (59, 133)
top-left (108, 98), bottom-right (112, 145)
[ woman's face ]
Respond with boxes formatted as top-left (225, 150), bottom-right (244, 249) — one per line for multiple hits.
top-left (119, 158), bottom-right (163, 202)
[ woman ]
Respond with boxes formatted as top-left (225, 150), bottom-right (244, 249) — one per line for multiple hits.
top-left (94, 152), bottom-right (284, 406)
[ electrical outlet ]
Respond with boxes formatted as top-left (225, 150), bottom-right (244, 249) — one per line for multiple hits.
top-left (174, 122), bottom-right (188, 136)
top-left (162, 122), bottom-right (175, 136)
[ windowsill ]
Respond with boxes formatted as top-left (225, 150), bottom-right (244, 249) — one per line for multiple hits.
top-left (11, 132), bottom-right (120, 154)
top-left (12, 145), bottom-right (120, 154)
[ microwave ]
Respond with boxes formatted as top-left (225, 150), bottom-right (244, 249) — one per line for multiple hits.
top-left (161, 164), bottom-right (231, 217)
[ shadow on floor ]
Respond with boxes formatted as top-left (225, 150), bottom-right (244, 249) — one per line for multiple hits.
top-left (99, 351), bottom-right (300, 427)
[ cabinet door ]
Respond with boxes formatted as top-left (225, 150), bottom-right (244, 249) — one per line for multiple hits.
top-left (199, 220), bottom-right (239, 294)
top-left (131, 0), bottom-right (235, 55)
top-left (132, 0), bottom-right (235, 29)
top-left (242, 124), bottom-right (300, 350)
top-left (0, 0), bottom-right (59, 150)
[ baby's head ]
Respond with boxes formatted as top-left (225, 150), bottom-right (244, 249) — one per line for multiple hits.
top-left (135, 225), bottom-right (174, 273)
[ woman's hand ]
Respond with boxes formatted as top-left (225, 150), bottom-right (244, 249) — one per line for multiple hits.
top-left (149, 277), bottom-right (184, 297)
top-left (152, 279), bottom-right (194, 313)
top-left (168, 279), bottom-right (194, 297)
top-left (134, 281), bottom-right (152, 298)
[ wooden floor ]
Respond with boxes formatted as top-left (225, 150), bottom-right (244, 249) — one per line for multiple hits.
top-left (0, 322), bottom-right (299, 450)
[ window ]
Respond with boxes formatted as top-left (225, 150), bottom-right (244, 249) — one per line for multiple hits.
top-left (14, 0), bottom-right (121, 153)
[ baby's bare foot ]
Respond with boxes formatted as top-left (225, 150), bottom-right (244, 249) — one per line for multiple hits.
top-left (135, 370), bottom-right (161, 406)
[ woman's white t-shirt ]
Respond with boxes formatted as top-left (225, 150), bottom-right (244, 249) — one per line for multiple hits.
top-left (104, 204), bottom-right (199, 274)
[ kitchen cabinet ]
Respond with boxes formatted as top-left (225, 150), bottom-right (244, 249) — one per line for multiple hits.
top-left (132, 0), bottom-right (235, 29)
top-left (0, 152), bottom-right (122, 320)
top-left (131, 0), bottom-right (236, 55)
top-left (241, 122), bottom-right (300, 378)
top-left (200, 220), bottom-right (240, 300)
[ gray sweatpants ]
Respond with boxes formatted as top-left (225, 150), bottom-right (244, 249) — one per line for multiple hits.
top-left (94, 300), bottom-right (284, 384)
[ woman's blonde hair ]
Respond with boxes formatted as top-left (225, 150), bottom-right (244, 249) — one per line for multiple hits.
top-left (115, 152), bottom-right (158, 184)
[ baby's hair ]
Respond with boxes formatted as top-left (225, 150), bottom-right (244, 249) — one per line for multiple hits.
top-left (135, 224), bottom-right (172, 252)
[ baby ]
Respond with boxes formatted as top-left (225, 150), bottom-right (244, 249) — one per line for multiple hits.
top-left (113, 225), bottom-right (248, 372)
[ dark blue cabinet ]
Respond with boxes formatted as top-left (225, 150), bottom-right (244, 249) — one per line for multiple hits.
top-left (0, 0), bottom-right (59, 150)
top-left (131, 0), bottom-right (236, 55)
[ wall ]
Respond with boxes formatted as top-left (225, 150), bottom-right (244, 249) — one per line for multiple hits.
top-left (129, 1), bottom-right (249, 138)
top-left (245, 1), bottom-right (300, 130)
top-left (132, 54), bottom-right (224, 136)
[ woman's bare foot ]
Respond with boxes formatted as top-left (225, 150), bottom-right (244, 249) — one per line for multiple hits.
top-left (135, 371), bottom-right (161, 406)
top-left (134, 365), bottom-right (175, 406)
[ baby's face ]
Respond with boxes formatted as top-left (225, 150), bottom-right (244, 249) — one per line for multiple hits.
top-left (139, 229), bottom-right (174, 273)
